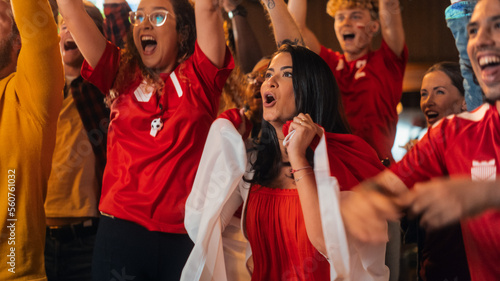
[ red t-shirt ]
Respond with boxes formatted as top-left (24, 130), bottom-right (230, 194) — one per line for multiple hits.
top-left (82, 42), bottom-right (234, 233)
top-left (391, 103), bottom-right (500, 280)
top-left (320, 41), bottom-right (408, 164)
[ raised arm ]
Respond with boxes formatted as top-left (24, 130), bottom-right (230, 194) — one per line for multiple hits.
top-left (196, 0), bottom-right (226, 68)
top-left (223, 0), bottom-right (263, 73)
top-left (287, 0), bottom-right (321, 54)
top-left (261, 0), bottom-right (304, 47)
top-left (340, 169), bottom-right (409, 243)
top-left (14, 0), bottom-right (64, 124)
top-left (409, 178), bottom-right (500, 230)
top-left (379, 0), bottom-right (405, 56)
top-left (286, 114), bottom-right (326, 253)
top-left (57, 0), bottom-right (107, 68)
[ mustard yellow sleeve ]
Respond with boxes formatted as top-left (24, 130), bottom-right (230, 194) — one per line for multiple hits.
top-left (11, 0), bottom-right (64, 126)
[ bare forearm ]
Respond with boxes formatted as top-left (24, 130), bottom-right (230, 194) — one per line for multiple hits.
top-left (410, 178), bottom-right (500, 230)
top-left (339, 170), bottom-right (408, 243)
top-left (292, 158), bottom-right (326, 254)
top-left (287, 0), bottom-right (306, 29)
top-left (286, 0), bottom-right (321, 53)
top-left (479, 180), bottom-right (500, 211)
top-left (196, 0), bottom-right (226, 68)
top-left (379, 0), bottom-right (405, 56)
top-left (231, 14), bottom-right (263, 73)
top-left (261, 0), bottom-right (304, 47)
top-left (57, 0), bottom-right (107, 68)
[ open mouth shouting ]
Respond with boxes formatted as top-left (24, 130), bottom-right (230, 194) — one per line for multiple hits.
top-left (476, 54), bottom-right (500, 85)
top-left (263, 92), bottom-right (276, 107)
top-left (342, 32), bottom-right (355, 42)
top-left (424, 110), bottom-right (439, 125)
top-left (64, 39), bottom-right (78, 51)
top-left (141, 35), bottom-right (157, 55)
top-left (479, 55), bottom-right (500, 70)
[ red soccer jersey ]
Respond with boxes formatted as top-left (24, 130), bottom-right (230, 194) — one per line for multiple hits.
top-left (320, 41), bottom-right (408, 164)
top-left (82, 42), bottom-right (234, 233)
top-left (391, 103), bottom-right (500, 280)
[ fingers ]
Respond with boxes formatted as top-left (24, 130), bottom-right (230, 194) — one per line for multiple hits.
top-left (419, 204), bottom-right (461, 231)
top-left (289, 113), bottom-right (312, 133)
top-left (409, 180), bottom-right (464, 231)
top-left (236, 107), bottom-right (251, 138)
top-left (237, 108), bottom-right (246, 134)
top-left (341, 191), bottom-right (390, 243)
top-left (286, 114), bottom-right (315, 146)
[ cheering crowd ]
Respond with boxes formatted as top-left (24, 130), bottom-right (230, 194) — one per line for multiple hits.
top-left (0, 0), bottom-right (499, 280)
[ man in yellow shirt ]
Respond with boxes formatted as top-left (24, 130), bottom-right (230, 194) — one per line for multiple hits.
top-left (0, 0), bottom-right (63, 279)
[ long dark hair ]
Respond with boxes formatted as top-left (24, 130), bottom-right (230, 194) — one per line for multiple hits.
top-left (111, 0), bottom-right (196, 100)
top-left (249, 44), bottom-right (350, 187)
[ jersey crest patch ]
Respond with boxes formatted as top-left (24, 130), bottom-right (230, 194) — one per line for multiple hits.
top-left (471, 159), bottom-right (496, 181)
top-left (134, 80), bottom-right (155, 102)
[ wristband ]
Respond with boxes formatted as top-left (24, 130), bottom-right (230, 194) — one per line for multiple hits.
top-left (290, 166), bottom-right (312, 174)
top-left (228, 5), bottom-right (248, 19)
top-left (295, 171), bottom-right (314, 182)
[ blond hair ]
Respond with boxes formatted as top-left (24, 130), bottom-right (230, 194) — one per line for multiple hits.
top-left (326, 0), bottom-right (379, 20)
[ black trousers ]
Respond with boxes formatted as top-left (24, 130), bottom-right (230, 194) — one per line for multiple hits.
top-left (91, 216), bottom-right (194, 281)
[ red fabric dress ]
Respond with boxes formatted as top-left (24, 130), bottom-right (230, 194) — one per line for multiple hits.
top-left (246, 185), bottom-right (330, 281)
top-left (244, 129), bottom-right (387, 281)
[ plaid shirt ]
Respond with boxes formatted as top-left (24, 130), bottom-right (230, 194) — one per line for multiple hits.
top-left (69, 2), bottom-right (131, 183)
top-left (66, 77), bottom-right (110, 184)
top-left (104, 2), bottom-right (132, 49)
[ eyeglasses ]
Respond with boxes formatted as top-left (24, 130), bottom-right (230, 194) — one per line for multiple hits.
top-left (129, 10), bottom-right (171, 27)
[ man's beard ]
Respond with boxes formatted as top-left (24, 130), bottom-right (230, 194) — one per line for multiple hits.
top-left (0, 32), bottom-right (16, 73)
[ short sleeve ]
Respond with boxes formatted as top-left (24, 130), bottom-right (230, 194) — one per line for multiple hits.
top-left (379, 40), bottom-right (408, 79)
top-left (81, 42), bottom-right (121, 95)
top-left (390, 121), bottom-right (449, 188)
top-left (191, 42), bottom-right (234, 96)
top-left (319, 45), bottom-right (341, 73)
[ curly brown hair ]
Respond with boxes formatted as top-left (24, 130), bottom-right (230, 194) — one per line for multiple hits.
top-left (109, 0), bottom-right (196, 104)
top-left (326, 0), bottom-right (379, 20)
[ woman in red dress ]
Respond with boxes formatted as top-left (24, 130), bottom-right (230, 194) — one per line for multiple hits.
top-left (183, 44), bottom-right (389, 281)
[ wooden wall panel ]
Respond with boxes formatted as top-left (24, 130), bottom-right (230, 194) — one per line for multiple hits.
top-left (242, 0), bottom-right (459, 63)
top-left (240, 0), bottom-right (461, 92)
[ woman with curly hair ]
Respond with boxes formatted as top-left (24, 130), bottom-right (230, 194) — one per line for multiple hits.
top-left (56, 0), bottom-right (234, 279)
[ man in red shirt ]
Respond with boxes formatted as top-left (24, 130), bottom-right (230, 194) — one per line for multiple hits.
top-left (341, 1), bottom-right (500, 279)
top-left (262, 0), bottom-right (407, 165)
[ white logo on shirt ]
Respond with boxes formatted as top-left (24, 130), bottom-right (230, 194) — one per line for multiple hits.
top-left (471, 159), bottom-right (496, 181)
top-left (134, 80), bottom-right (155, 102)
